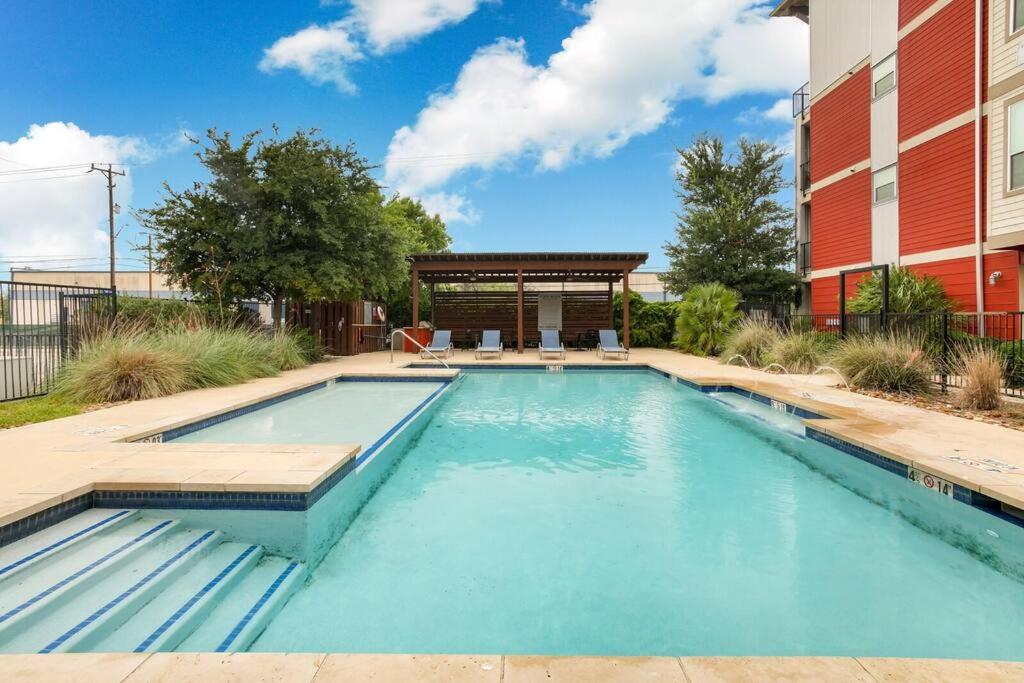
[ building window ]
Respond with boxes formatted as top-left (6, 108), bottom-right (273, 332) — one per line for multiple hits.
top-left (1014, 0), bottom-right (1024, 34)
top-left (873, 165), bottom-right (897, 204)
top-left (1009, 101), bottom-right (1024, 191)
top-left (872, 53), bottom-right (897, 99)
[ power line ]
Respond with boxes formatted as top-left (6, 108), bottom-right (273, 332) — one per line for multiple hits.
top-left (0, 172), bottom-right (93, 185)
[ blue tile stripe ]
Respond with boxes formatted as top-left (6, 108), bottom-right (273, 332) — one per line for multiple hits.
top-left (354, 381), bottom-right (451, 468)
top-left (0, 493), bottom-right (94, 549)
top-left (39, 530), bottom-right (218, 653)
top-left (132, 543), bottom-right (260, 653)
top-left (215, 561), bottom-right (300, 653)
top-left (0, 520), bottom-right (173, 626)
top-left (0, 510), bottom-right (132, 579)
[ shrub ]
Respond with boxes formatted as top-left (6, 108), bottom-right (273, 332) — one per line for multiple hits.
top-left (54, 325), bottom-right (317, 404)
top-left (721, 319), bottom-right (779, 367)
top-left (116, 297), bottom-right (261, 331)
top-left (613, 292), bottom-right (681, 348)
top-left (847, 266), bottom-right (953, 314)
top-left (290, 327), bottom-right (325, 363)
top-left (952, 345), bottom-right (1004, 411)
top-left (1000, 341), bottom-right (1024, 390)
top-left (829, 334), bottom-right (934, 395)
top-left (675, 283), bottom-right (741, 356)
top-left (55, 332), bottom-right (189, 403)
top-left (768, 332), bottom-right (832, 374)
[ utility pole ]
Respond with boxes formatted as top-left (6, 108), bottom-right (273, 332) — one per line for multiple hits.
top-left (89, 163), bottom-right (126, 290)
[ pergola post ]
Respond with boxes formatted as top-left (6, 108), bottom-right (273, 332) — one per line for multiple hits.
top-left (516, 268), bottom-right (524, 353)
top-left (607, 281), bottom-right (614, 328)
top-left (411, 267), bottom-right (419, 329)
top-left (622, 268), bottom-right (630, 348)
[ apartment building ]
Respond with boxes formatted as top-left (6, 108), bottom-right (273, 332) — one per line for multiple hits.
top-left (774, 0), bottom-right (1024, 314)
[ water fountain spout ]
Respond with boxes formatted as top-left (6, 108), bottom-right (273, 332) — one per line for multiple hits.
top-left (724, 354), bottom-right (752, 369)
top-left (764, 363), bottom-right (790, 374)
top-left (813, 366), bottom-right (851, 391)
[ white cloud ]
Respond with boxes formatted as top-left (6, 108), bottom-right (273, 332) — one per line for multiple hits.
top-left (0, 122), bottom-right (151, 268)
top-left (261, 1), bottom-right (488, 91)
top-left (418, 191), bottom-right (480, 224)
top-left (259, 22), bottom-right (363, 93)
top-left (384, 0), bottom-right (808, 209)
top-left (736, 98), bottom-right (792, 125)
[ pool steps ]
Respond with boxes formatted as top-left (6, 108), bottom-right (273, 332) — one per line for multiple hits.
top-left (0, 510), bottom-right (304, 654)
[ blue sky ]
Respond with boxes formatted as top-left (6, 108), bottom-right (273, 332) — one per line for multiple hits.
top-left (0, 1), bottom-right (807, 276)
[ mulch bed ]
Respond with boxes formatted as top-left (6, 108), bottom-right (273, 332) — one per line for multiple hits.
top-left (849, 387), bottom-right (1024, 433)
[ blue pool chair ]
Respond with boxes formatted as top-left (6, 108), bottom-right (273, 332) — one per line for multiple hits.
top-left (538, 329), bottom-right (565, 359)
top-left (475, 330), bottom-right (503, 359)
top-left (421, 330), bottom-right (454, 359)
top-left (597, 329), bottom-right (629, 360)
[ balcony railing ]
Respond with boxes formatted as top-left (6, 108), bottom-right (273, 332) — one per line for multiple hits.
top-left (797, 241), bottom-right (811, 277)
top-left (799, 160), bottom-right (811, 192)
top-left (792, 82), bottom-right (810, 118)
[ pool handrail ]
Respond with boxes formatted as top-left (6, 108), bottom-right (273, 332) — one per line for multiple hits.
top-left (389, 328), bottom-right (450, 369)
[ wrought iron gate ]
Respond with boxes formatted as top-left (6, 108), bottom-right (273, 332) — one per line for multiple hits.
top-left (0, 281), bottom-right (117, 402)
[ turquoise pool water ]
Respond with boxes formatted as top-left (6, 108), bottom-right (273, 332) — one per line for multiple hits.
top-left (249, 370), bottom-right (1024, 659)
top-left (171, 380), bottom-right (444, 450)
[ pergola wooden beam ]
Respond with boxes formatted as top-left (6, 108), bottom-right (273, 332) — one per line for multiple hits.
top-left (409, 252), bottom-right (648, 353)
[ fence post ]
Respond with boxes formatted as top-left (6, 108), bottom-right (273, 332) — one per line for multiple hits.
top-left (940, 312), bottom-right (949, 394)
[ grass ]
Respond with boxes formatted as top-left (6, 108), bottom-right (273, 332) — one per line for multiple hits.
top-left (721, 319), bottom-right (779, 367)
top-left (830, 334), bottom-right (934, 395)
top-left (0, 395), bottom-right (82, 429)
top-left (768, 332), bottom-right (835, 374)
top-left (951, 345), bottom-right (1004, 411)
top-left (54, 324), bottom-right (321, 405)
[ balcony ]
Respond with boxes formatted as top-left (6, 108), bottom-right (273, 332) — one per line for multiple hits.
top-left (799, 160), bottom-right (811, 193)
top-left (797, 241), bottom-right (811, 277)
top-left (792, 82), bottom-right (810, 118)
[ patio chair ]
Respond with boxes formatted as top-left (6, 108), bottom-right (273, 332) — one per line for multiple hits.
top-left (538, 329), bottom-right (565, 359)
top-left (597, 329), bottom-right (629, 360)
top-left (475, 330), bottom-right (503, 359)
top-left (421, 330), bottom-right (454, 359)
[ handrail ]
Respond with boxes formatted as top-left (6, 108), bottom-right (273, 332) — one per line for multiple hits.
top-left (390, 328), bottom-right (450, 369)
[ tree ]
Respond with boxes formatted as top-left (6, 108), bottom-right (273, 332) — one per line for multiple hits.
top-left (663, 134), bottom-right (799, 303)
top-left (138, 129), bottom-right (414, 328)
top-left (382, 196), bottom-right (452, 327)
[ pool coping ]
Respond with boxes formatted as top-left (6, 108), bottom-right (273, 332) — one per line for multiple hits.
top-left (2, 652), bottom-right (1023, 681)
top-left (1, 352), bottom-right (1024, 546)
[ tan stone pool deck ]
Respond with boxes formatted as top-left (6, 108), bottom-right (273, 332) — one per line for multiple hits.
top-left (2, 348), bottom-right (1024, 680)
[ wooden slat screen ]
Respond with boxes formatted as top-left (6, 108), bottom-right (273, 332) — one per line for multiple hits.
top-left (433, 290), bottom-right (611, 346)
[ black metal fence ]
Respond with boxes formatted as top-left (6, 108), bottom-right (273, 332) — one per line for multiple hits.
top-left (1, 281), bottom-right (117, 402)
top-left (770, 312), bottom-right (1024, 398)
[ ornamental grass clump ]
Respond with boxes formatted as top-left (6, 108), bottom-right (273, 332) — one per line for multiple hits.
top-left (829, 334), bottom-right (934, 395)
top-left (55, 324), bottom-right (317, 404)
top-left (721, 318), bottom-right (779, 367)
top-left (768, 332), bottom-right (831, 374)
top-left (952, 345), bottom-right (1004, 411)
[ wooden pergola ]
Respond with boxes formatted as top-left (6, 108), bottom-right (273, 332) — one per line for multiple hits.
top-left (410, 252), bottom-right (648, 353)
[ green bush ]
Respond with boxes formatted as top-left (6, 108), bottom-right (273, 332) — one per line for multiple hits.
top-left (675, 283), bottom-right (741, 356)
top-left (613, 292), bottom-right (681, 348)
top-left (847, 266), bottom-right (953, 314)
top-left (721, 319), bottom-right (779, 367)
top-left (829, 334), bottom-right (934, 395)
top-left (289, 327), bottom-right (325, 363)
top-left (1000, 341), bottom-right (1024, 389)
top-left (54, 325), bottom-right (317, 404)
top-left (115, 297), bottom-right (261, 331)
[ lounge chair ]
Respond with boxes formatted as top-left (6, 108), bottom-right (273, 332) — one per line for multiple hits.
top-left (475, 330), bottom-right (503, 359)
top-left (538, 329), bottom-right (565, 359)
top-left (597, 329), bottom-right (629, 360)
top-left (421, 330), bottom-right (454, 359)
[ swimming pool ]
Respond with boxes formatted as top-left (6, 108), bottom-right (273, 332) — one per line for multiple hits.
top-left (2, 368), bottom-right (1023, 658)
top-left (245, 369), bottom-right (1024, 659)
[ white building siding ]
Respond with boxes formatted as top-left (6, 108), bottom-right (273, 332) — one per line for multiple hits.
top-left (810, 0), bottom-right (872, 97)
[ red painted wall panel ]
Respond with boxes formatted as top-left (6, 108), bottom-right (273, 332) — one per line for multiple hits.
top-left (809, 67), bottom-right (870, 184)
top-left (899, 0), bottom-right (984, 142)
top-left (811, 170), bottom-right (872, 271)
top-left (899, 121), bottom-right (986, 255)
top-left (908, 252), bottom-right (1022, 312)
top-left (899, 0), bottom-right (936, 28)
top-left (810, 274), bottom-right (869, 315)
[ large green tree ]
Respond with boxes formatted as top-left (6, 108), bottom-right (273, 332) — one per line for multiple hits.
top-left (662, 134), bottom-right (799, 303)
top-left (381, 195), bottom-right (451, 326)
top-left (138, 129), bottom-right (416, 327)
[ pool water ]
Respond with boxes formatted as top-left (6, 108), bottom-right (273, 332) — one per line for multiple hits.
top-left (170, 380), bottom-right (444, 450)
top-left (249, 370), bottom-right (1024, 659)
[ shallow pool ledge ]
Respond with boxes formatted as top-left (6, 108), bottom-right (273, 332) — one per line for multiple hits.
top-left (2, 653), bottom-right (1022, 681)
